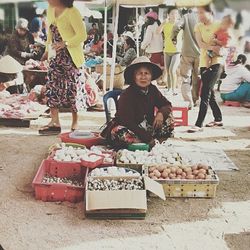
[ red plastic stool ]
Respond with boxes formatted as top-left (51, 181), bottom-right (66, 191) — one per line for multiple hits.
top-left (172, 106), bottom-right (189, 126)
top-left (224, 101), bottom-right (241, 107)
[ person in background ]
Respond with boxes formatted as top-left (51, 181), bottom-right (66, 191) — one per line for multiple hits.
top-left (90, 33), bottom-right (104, 56)
top-left (158, 7), bottom-right (182, 94)
top-left (38, 0), bottom-right (87, 135)
top-left (101, 56), bottom-right (174, 150)
top-left (5, 18), bottom-right (35, 65)
top-left (206, 15), bottom-right (234, 68)
top-left (88, 23), bottom-right (99, 40)
top-left (30, 16), bottom-right (44, 44)
top-left (171, 8), bottom-right (200, 109)
top-left (220, 54), bottom-right (250, 103)
top-left (117, 37), bottom-right (137, 67)
top-left (103, 36), bottom-right (137, 123)
top-left (141, 11), bottom-right (164, 68)
top-left (188, 5), bottom-right (224, 132)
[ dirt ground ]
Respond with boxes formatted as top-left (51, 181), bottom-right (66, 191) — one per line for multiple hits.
top-left (0, 104), bottom-right (250, 250)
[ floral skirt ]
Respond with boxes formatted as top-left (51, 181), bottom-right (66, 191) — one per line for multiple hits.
top-left (45, 24), bottom-right (87, 112)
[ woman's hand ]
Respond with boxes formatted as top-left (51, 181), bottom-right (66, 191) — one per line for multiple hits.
top-left (0, 81), bottom-right (11, 91)
top-left (0, 82), bottom-right (6, 92)
top-left (52, 42), bottom-right (66, 52)
top-left (153, 112), bottom-right (164, 130)
top-left (149, 138), bottom-right (156, 148)
top-left (41, 51), bottom-right (48, 61)
top-left (211, 45), bottom-right (221, 55)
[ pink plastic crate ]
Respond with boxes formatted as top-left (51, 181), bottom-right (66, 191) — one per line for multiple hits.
top-left (32, 160), bottom-right (88, 202)
top-left (59, 132), bottom-right (104, 148)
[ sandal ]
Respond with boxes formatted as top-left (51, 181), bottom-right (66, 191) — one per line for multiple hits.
top-left (38, 125), bottom-right (61, 135)
top-left (205, 121), bottom-right (223, 127)
top-left (187, 126), bottom-right (203, 133)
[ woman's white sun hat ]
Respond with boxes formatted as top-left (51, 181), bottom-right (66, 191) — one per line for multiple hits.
top-left (124, 56), bottom-right (162, 85)
top-left (122, 31), bottom-right (135, 41)
top-left (0, 55), bottom-right (23, 74)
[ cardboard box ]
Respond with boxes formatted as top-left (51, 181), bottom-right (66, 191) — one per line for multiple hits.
top-left (85, 176), bottom-right (165, 219)
top-left (144, 165), bottom-right (219, 198)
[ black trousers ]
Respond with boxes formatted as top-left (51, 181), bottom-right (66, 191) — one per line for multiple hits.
top-left (195, 64), bottom-right (223, 127)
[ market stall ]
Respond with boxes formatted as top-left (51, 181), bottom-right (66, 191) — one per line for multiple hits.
top-left (0, 93), bottom-right (48, 127)
top-left (32, 131), bottom-right (222, 219)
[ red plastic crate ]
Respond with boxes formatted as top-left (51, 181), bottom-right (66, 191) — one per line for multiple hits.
top-left (172, 106), bottom-right (189, 126)
top-left (99, 151), bottom-right (116, 167)
top-left (59, 132), bottom-right (104, 148)
top-left (48, 148), bottom-right (115, 168)
top-left (47, 150), bottom-right (82, 167)
top-left (81, 153), bottom-right (104, 168)
top-left (155, 106), bottom-right (188, 127)
top-left (32, 160), bottom-right (88, 202)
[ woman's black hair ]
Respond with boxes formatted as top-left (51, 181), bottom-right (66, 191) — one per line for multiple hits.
top-left (0, 72), bottom-right (16, 82)
top-left (200, 4), bottom-right (214, 15)
top-left (232, 54), bottom-right (247, 65)
top-left (146, 17), bottom-right (155, 26)
top-left (125, 37), bottom-right (135, 49)
top-left (167, 6), bottom-right (178, 15)
top-left (245, 64), bottom-right (250, 71)
top-left (146, 16), bottom-right (161, 26)
top-left (60, 0), bottom-right (74, 8)
top-left (234, 12), bottom-right (242, 30)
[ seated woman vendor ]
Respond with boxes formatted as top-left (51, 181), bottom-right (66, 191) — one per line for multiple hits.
top-left (101, 56), bottom-right (174, 149)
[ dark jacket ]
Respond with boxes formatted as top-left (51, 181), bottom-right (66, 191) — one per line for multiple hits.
top-left (5, 30), bottom-right (34, 65)
top-left (114, 83), bottom-right (172, 143)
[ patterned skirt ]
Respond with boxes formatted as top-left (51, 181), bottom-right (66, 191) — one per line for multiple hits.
top-left (110, 113), bottom-right (174, 149)
top-left (45, 25), bottom-right (85, 112)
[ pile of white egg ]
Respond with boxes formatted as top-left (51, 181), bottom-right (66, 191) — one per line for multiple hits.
top-left (52, 143), bottom-right (114, 163)
top-left (118, 144), bottom-right (183, 166)
top-left (89, 167), bottom-right (140, 177)
top-left (88, 177), bottom-right (144, 191)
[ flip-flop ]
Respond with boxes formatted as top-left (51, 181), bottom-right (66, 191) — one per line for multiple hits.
top-left (205, 121), bottom-right (223, 127)
top-left (38, 125), bottom-right (61, 135)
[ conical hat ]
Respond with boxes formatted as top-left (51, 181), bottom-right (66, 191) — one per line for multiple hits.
top-left (0, 55), bottom-right (23, 74)
top-left (124, 56), bottom-right (162, 85)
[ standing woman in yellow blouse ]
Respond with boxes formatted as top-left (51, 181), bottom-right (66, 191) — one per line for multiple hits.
top-left (39, 0), bottom-right (87, 135)
top-left (188, 5), bottom-right (224, 133)
top-left (158, 7), bottom-right (182, 94)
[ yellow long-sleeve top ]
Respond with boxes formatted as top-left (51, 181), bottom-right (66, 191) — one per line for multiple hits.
top-left (46, 5), bottom-right (87, 68)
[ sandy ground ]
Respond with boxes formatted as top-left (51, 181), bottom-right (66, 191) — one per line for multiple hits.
top-left (0, 97), bottom-right (250, 250)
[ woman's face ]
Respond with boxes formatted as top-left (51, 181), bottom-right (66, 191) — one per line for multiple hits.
top-left (168, 9), bottom-right (179, 22)
top-left (197, 7), bottom-right (212, 23)
top-left (17, 28), bottom-right (27, 37)
top-left (47, 0), bottom-right (62, 7)
top-left (134, 66), bottom-right (152, 88)
top-left (124, 39), bottom-right (130, 50)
